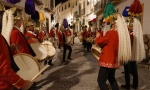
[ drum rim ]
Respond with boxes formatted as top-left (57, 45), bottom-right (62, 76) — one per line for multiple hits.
top-left (14, 53), bottom-right (40, 70)
top-left (31, 42), bottom-right (48, 60)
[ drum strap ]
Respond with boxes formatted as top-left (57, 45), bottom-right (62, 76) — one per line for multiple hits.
top-left (2, 36), bottom-right (19, 72)
top-left (20, 33), bottom-right (36, 57)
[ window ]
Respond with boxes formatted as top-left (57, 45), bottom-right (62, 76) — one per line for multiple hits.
top-left (76, 0), bottom-right (77, 5)
top-left (87, 0), bottom-right (90, 5)
top-left (65, 5), bottom-right (66, 9)
top-left (73, 2), bottom-right (74, 8)
top-left (68, 3), bottom-right (70, 7)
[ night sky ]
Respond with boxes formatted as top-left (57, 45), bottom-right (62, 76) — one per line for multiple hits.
top-left (55, 0), bottom-right (67, 6)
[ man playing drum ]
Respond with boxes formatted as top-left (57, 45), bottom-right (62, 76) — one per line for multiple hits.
top-left (61, 26), bottom-right (73, 63)
top-left (38, 24), bottom-right (54, 66)
top-left (10, 15), bottom-right (36, 57)
top-left (0, 5), bottom-right (31, 90)
top-left (0, 34), bottom-right (32, 90)
top-left (9, 14), bottom-right (38, 89)
top-left (38, 24), bottom-right (49, 43)
top-left (24, 19), bottom-right (39, 44)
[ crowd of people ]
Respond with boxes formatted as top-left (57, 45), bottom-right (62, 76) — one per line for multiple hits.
top-left (0, 6), bottom-right (75, 89)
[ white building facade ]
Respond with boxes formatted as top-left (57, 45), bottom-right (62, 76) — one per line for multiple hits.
top-left (53, 0), bottom-right (97, 32)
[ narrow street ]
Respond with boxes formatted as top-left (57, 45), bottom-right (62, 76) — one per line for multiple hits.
top-left (36, 37), bottom-right (150, 90)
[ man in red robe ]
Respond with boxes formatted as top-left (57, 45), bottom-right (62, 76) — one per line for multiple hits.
top-left (49, 27), bottom-right (55, 37)
top-left (94, 23), bottom-right (119, 90)
top-left (10, 15), bottom-right (36, 56)
top-left (38, 24), bottom-right (49, 43)
top-left (24, 20), bottom-right (38, 44)
top-left (0, 6), bottom-right (32, 89)
top-left (0, 34), bottom-right (32, 90)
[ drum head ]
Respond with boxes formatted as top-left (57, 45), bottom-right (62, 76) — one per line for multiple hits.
top-left (14, 53), bottom-right (40, 81)
top-left (30, 42), bottom-right (48, 60)
top-left (43, 44), bottom-right (56, 57)
top-left (42, 41), bottom-right (53, 46)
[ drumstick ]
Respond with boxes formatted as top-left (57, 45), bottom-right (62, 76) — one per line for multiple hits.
top-left (31, 65), bottom-right (49, 82)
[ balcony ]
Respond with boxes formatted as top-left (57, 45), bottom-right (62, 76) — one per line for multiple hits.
top-left (94, 1), bottom-right (104, 15)
top-left (94, 0), bottom-right (122, 15)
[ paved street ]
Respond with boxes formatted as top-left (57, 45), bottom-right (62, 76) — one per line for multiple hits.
top-left (36, 37), bottom-right (150, 90)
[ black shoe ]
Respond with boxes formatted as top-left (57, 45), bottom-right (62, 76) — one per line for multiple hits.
top-left (68, 58), bottom-right (73, 60)
top-left (131, 85), bottom-right (138, 89)
top-left (121, 85), bottom-right (130, 90)
top-left (62, 60), bottom-right (69, 63)
top-left (44, 60), bottom-right (47, 65)
top-left (48, 60), bottom-right (54, 66)
top-left (48, 63), bottom-right (54, 66)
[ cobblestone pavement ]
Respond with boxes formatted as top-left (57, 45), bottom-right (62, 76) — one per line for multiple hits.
top-left (35, 37), bottom-right (150, 90)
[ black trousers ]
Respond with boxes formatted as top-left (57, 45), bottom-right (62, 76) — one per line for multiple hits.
top-left (63, 44), bottom-right (72, 61)
top-left (82, 39), bottom-right (87, 48)
top-left (87, 42), bottom-right (92, 52)
top-left (123, 61), bottom-right (138, 88)
top-left (97, 67), bottom-right (119, 90)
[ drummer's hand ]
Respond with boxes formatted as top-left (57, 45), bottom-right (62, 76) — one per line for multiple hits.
top-left (10, 44), bottom-right (19, 51)
top-left (96, 32), bottom-right (100, 38)
top-left (32, 38), bottom-right (39, 42)
top-left (21, 80), bottom-right (32, 90)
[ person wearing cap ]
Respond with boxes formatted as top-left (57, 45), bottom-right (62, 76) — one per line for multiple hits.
top-left (61, 27), bottom-right (73, 64)
top-left (57, 25), bottom-right (63, 49)
top-left (121, 22), bottom-right (137, 90)
top-left (49, 27), bottom-right (55, 37)
top-left (0, 6), bottom-right (31, 89)
top-left (82, 26), bottom-right (88, 48)
top-left (95, 22), bottom-right (120, 90)
top-left (10, 15), bottom-right (36, 56)
top-left (24, 20), bottom-right (39, 44)
top-left (38, 24), bottom-right (54, 66)
top-left (34, 26), bottom-right (40, 38)
top-left (38, 24), bottom-right (49, 43)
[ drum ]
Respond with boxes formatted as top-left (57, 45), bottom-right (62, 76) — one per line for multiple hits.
top-left (42, 44), bottom-right (56, 59)
top-left (91, 44), bottom-right (102, 60)
top-left (30, 42), bottom-right (48, 60)
top-left (42, 40), bottom-right (53, 46)
top-left (86, 37), bottom-right (93, 42)
top-left (14, 53), bottom-right (40, 81)
top-left (77, 32), bottom-right (83, 42)
top-left (65, 36), bottom-right (72, 45)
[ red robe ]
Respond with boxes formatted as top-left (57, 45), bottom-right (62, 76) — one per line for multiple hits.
top-left (82, 30), bottom-right (88, 39)
top-left (10, 27), bottom-right (32, 55)
top-left (94, 30), bottom-right (119, 68)
top-left (49, 29), bottom-right (55, 37)
top-left (98, 30), bottom-right (103, 37)
top-left (24, 31), bottom-right (37, 44)
top-left (57, 30), bottom-right (63, 46)
top-left (38, 31), bottom-right (49, 43)
top-left (0, 34), bottom-right (25, 90)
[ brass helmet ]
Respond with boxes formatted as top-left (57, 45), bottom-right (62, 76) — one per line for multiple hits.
top-left (26, 19), bottom-right (36, 27)
top-left (0, 3), bottom-right (5, 12)
top-left (14, 15), bottom-right (23, 21)
top-left (41, 23), bottom-right (46, 28)
top-left (34, 26), bottom-right (40, 31)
